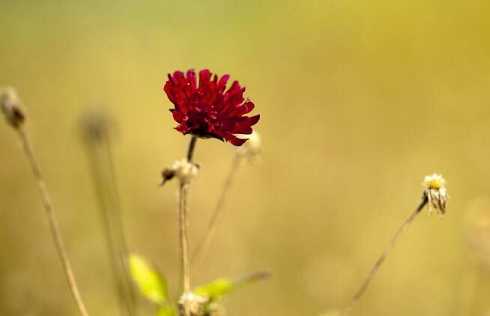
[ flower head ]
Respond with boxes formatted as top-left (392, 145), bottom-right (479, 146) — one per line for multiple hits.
top-left (164, 69), bottom-right (260, 146)
top-left (423, 173), bottom-right (448, 214)
top-left (0, 87), bottom-right (25, 129)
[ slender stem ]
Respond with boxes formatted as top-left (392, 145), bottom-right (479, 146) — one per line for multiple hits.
top-left (178, 182), bottom-right (191, 292)
top-left (179, 136), bottom-right (197, 294)
top-left (233, 271), bottom-right (271, 288)
top-left (16, 128), bottom-right (90, 316)
top-left (186, 135), bottom-right (197, 162)
top-left (85, 134), bottom-right (135, 316)
top-left (345, 196), bottom-right (428, 312)
top-left (192, 153), bottom-right (242, 266)
top-left (105, 139), bottom-right (137, 315)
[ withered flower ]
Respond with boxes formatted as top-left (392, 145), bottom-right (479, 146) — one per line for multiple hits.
top-left (423, 173), bottom-right (448, 214)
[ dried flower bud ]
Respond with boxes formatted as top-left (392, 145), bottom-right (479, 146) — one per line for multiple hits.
top-left (161, 159), bottom-right (199, 186)
top-left (423, 173), bottom-right (448, 214)
top-left (0, 87), bottom-right (25, 129)
top-left (161, 168), bottom-right (176, 185)
top-left (178, 291), bottom-right (208, 316)
top-left (80, 111), bottom-right (111, 144)
top-left (236, 131), bottom-right (261, 159)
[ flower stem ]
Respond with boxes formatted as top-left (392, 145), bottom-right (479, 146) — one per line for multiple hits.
top-left (83, 122), bottom-right (136, 316)
top-left (179, 136), bottom-right (197, 294)
top-left (104, 139), bottom-right (137, 315)
top-left (345, 195), bottom-right (428, 312)
top-left (192, 153), bottom-right (242, 266)
top-left (16, 127), bottom-right (90, 316)
top-left (233, 271), bottom-right (271, 288)
top-left (187, 135), bottom-right (197, 162)
top-left (179, 182), bottom-right (191, 293)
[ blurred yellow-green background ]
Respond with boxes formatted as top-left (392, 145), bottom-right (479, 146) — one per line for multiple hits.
top-left (1, 0), bottom-right (490, 315)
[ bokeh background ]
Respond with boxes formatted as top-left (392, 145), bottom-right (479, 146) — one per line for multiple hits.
top-left (1, 1), bottom-right (490, 315)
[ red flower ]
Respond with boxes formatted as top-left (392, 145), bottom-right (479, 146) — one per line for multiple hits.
top-left (163, 69), bottom-right (260, 146)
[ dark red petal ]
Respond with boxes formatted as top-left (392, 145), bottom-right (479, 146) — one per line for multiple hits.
top-left (186, 70), bottom-right (197, 89)
top-left (227, 115), bottom-right (260, 127)
top-left (199, 69), bottom-right (211, 87)
top-left (243, 100), bottom-right (254, 112)
top-left (164, 82), bottom-right (179, 106)
top-left (231, 100), bottom-right (255, 116)
top-left (247, 114), bottom-right (260, 126)
top-left (224, 82), bottom-right (245, 109)
top-left (217, 74), bottom-right (230, 92)
top-left (170, 109), bottom-right (185, 123)
top-left (231, 124), bottom-right (253, 134)
top-left (172, 71), bottom-right (185, 83)
top-left (225, 134), bottom-right (247, 146)
top-left (176, 124), bottom-right (190, 134)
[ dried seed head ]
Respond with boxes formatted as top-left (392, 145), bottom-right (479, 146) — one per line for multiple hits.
top-left (178, 291), bottom-right (208, 316)
top-left (161, 159), bottom-right (199, 186)
top-left (80, 111), bottom-right (111, 144)
top-left (0, 87), bottom-right (25, 129)
top-left (423, 173), bottom-right (448, 214)
top-left (236, 131), bottom-right (261, 159)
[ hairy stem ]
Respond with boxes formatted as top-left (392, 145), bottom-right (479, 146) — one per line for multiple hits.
top-left (179, 136), bottom-right (197, 294)
top-left (179, 182), bottom-right (191, 293)
top-left (192, 153), bottom-right (242, 266)
top-left (345, 196), bottom-right (428, 312)
top-left (17, 127), bottom-right (90, 316)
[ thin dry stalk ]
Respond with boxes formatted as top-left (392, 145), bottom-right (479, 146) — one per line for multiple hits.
top-left (17, 127), bottom-right (90, 316)
top-left (179, 181), bottom-right (192, 293)
top-left (344, 195), bottom-right (428, 313)
top-left (234, 271), bottom-right (271, 287)
top-left (105, 139), bottom-right (137, 314)
top-left (192, 153), bottom-right (242, 266)
top-left (82, 114), bottom-right (136, 316)
top-left (179, 136), bottom-right (197, 294)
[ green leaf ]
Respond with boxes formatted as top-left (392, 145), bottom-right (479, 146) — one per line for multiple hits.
top-left (157, 305), bottom-right (177, 316)
top-left (194, 278), bottom-right (234, 301)
top-left (129, 254), bottom-right (168, 305)
top-left (194, 271), bottom-right (270, 302)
